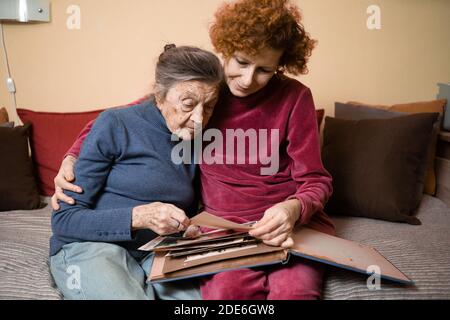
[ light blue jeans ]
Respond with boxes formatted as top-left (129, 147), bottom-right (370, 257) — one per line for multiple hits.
top-left (50, 242), bottom-right (201, 300)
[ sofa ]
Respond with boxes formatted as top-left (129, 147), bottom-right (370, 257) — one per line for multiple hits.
top-left (1, 192), bottom-right (450, 299)
top-left (1, 103), bottom-right (450, 300)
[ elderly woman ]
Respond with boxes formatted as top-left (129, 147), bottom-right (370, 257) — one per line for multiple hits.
top-left (53, 0), bottom-right (335, 300)
top-left (49, 45), bottom-right (223, 300)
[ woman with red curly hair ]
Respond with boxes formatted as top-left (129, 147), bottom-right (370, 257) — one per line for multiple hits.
top-left (52, 0), bottom-right (335, 300)
top-left (198, 0), bottom-right (335, 300)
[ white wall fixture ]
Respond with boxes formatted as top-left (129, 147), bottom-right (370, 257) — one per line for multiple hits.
top-left (0, 0), bottom-right (50, 23)
top-left (0, 0), bottom-right (51, 124)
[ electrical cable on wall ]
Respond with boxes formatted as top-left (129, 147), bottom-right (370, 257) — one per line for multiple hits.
top-left (0, 22), bottom-right (19, 125)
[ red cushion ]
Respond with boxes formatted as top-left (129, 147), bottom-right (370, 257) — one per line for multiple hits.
top-left (17, 108), bottom-right (105, 196)
top-left (17, 96), bottom-right (150, 196)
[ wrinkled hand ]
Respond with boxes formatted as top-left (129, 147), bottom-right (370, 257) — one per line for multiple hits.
top-left (249, 199), bottom-right (301, 248)
top-left (132, 202), bottom-right (191, 236)
top-left (51, 155), bottom-right (82, 210)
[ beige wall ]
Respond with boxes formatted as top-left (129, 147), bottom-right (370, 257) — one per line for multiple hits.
top-left (1, 0), bottom-right (449, 121)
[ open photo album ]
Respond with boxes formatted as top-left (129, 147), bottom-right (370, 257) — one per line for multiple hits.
top-left (139, 212), bottom-right (413, 285)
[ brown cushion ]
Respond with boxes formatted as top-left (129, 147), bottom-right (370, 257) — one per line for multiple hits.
top-left (389, 99), bottom-right (446, 114)
top-left (0, 107), bottom-right (9, 124)
top-left (347, 99), bottom-right (446, 114)
top-left (389, 101), bottom-right (446, 196)
top-left (0, 123), bottom-right (41, 211)
top-left (322, 113), bottom-right (439, 225)
top-left (340, 100), bottom-right (447, 195)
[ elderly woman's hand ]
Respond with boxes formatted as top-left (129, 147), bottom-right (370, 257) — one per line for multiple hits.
top-left (51, 155), bottom-right (82, 211)
top-left (248, 199), bottom-right (301, 248)
top-left (132, 202), bottom-right (191, 235)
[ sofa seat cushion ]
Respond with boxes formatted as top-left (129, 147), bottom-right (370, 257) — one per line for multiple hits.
top-left (324, 194), bottom-right (450, 299)
top-left (1, 196), bottom-right (449, 300)
top-left (0, 198), bottom-right (61, 299)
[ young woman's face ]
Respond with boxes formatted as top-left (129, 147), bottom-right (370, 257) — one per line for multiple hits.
top-left (223, 48), bottom-right (283, 97)
top-left (156, 80), bottom-right (219, 140)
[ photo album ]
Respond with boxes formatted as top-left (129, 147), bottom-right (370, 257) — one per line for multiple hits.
top-left (140, 212), bottom-right (413, 285)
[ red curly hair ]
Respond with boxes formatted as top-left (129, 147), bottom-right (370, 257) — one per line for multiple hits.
top-left (209, 0), bottom-right (316, 75)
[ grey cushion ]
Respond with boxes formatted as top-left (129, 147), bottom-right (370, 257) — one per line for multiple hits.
top-left (335, 102), bottom-right (406, 120)
top-left (0, 122), bottom-right (14, 128)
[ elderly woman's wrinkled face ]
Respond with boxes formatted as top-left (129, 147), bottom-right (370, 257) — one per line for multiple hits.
top-left (223, 48), bottom-right (283, 98)
top-left (156, 81), bottom-right (219, 140)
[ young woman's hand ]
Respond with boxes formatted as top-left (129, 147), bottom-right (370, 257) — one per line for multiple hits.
top-left (249, 199), bottom-right (301, 248)
top-left (131, 202), bottom-right (191, 236)
top-left (51, 155), bottom-right (82, 210)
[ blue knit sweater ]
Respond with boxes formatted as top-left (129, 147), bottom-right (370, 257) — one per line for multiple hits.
top-left (50, 100), bottom-right (198, 257)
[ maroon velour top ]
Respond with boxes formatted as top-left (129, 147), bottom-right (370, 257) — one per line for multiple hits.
top-left (199, 75), bottom-right (335, 235)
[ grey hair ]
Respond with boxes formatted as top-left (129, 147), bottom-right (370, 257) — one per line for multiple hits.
top-left (154, 45), bottom-right (224, 101)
